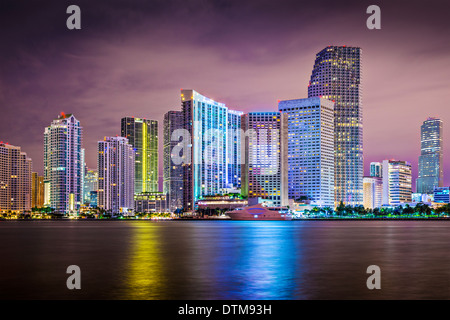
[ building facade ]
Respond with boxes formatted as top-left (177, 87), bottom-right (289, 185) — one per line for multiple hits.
top-left (44, 113), bottom-right (83, 214)
top-left (308, 46), bottom-right (363, 206)
top-left (163, 111), bottom-right (184, 212)
top-left (241, 112), bottom-right (288, 207)
top-left (121, 117), bottom-right (158, 194)
top-left (370, 162), bottom-right (382, 178)
top-left (279, 97), bottom-right (335, 207)
top-left (83, 168), bottom-right (98, 205)
top-left (0, 143), bottom-right (32, 213)
top-left (181, 89), bottom-right (243, 211)
top-left (227, 110), bottom-right (244, 189)
top-left (382, 160), bottom-right (412, 206)
top-left (416, 117), bottom-right (443, 194)
top-left (363, 176), bottom-right (383, 209)
top-left (433, 187), bottom-right (449, 203)
top-left (134, 192), bottom-right (168, 214)
top-left (97, 136), bottom-right (135, 215)
top-left (31, 172), bottom-right (44, 208)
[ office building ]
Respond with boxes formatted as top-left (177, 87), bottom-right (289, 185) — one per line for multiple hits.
top-left (279, 97), bottom-right (335, 207)
top-left (97, 136), bottom-right (135, 215)
top-left (416, 117), bottom-right (443, 194)
top-left (163, 111), bottom-right (184, 212)
top-left (241, 112), bottom-right (288, 207)
top-left (44, 113), bottom-right (83, 214)
top-left (0, 142), bottom-right (32, 213)
top-left (308, 46), bottom-right (363, 206)
top-left (433, 187), bottom-right (449, 203)
top-left (83, 168), bottom-right (98, 205)
top-left (121, 117), bottom-right (158, 193)
top-left (382, 159), bottom-right (412, 206)
top-left (134, 192), bottom-right (168, 213)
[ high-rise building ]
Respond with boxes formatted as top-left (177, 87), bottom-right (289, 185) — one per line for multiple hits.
top-left (433, 187), bottom-right (449, 203)
top-left (416, 117), bottom-right (443, 194)
top-left (121, 117), bottom-right (158, 194)
top-left (363, 176), bottom-right (383, 209)
top-left (227, 110), bottom-right (244, 189)
top-left (0, 142), bottom-right (32, 213)
top-left (44, 113), bottom-right (83, 214)
top-left (308, 46), bottom-right (363, 206)
top-left (370, 162), bottom-right (382, 178)
top-left (97, 136), bottom-right (135, 215)
top-left (241, 112), bottom-right (288, 207)
top-left (163, 110), bottom-right (184, 212)
top-left (279, 97), bottom-right (335, 207)
top-left (83, 168), bottom-right (98, 205)
top-left (382, 160), bottom-right (412, 206)
top-left (31, 172), bottom-right (44, 208)
top-left (181, 89), bottom-right (243, 211)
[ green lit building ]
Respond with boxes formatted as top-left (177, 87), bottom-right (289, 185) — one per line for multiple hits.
top-left (121, 117), bottom-right (158, 194)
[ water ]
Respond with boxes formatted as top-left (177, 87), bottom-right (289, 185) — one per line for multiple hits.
top-left (1, 220), bottom-right (449, 300)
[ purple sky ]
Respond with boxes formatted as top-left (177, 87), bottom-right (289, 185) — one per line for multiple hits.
top-left (1, 0), bottom-right (450, 191)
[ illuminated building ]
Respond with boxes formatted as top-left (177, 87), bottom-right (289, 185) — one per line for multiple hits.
top-left (0, 142), bottom-right (32, 213)
top-left (83, 168), bottom-right (98, 205)
top-left (227, 110), bottom-right (244, 189)
top-left (97, 136), bottom-right (135, 215)
top-left (181, 89), bottom-right (243, 211)
top-left (241, 112), bottom-right (288, 207)
top-left (44, 113), bottom-right (83, 214)
top-left (163, 111), bottom-right (184, 212)
top-left (279, 97), bottom-right (335, 207)
top-left (31, 172), bottom-right (44, 208)
top-left (363, 176), bottom-right (382, 209)
top-left (121, 117), bottom-right (158, 194)
top-left (308, 46), bottom-right (363, 206)
top-left (433, 187), bottom-right (449, 203)
top-left (134, 192), bottom-right (168, 213)
top-left (370, 162), bottom-right (382, 178)
top-left (416, 117), bottom-right (443, 194)
top-left (382, 159), bottom-right (412, 206)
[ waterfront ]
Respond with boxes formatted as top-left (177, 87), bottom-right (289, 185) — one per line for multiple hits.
top-left (1, 220), bottom-right (450, 300)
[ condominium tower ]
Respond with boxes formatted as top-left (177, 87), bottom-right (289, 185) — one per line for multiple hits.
top-left (97, 136), bottom-right (135, 214)
top-left (0, 142), bottom-right (32, 213)
top-left (44, 113), bottom-right (83, 214)
top-left (121, 117), bottom-right (158, 193)
top-left (308, 46), bottom-right (363, 206)
top-left (278, 97), bottom-right (335, 207)
top-left (416, 117), bottom-right (443, 194)
top-left (382, 159), bottom-right (412, 206)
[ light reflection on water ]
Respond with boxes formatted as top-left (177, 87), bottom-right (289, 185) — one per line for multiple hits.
top-left (0, 220), bottom-right (450, 299)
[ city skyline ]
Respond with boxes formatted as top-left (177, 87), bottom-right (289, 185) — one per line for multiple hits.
top-left (1, 0), bottom-right (450, 191)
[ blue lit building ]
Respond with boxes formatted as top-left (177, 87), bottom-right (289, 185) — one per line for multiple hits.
top-left (227, 110), bottom-right (244, 189)
top-left (181, 89), bottom-right (243, 211)
top-left (279, 97), bottom-right (335, 207)
top-left (433, 187), bottom-right (449, 203)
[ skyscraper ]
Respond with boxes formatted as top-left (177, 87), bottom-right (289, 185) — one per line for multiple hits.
top-left (163, 110), bottom-right (184, 212)
top-left (278, 97), bottom-right (335, 207)
top-left (31, 172), bottom-right (44, 208)
top-left (97, 136), bottom-right (135, 215)
top-left (180, 89), bottom-right (243, 211)
top-left (44, 113), bottom-right (83, 214)
top-left (241, 112), bottom-right (288, 207)
top-left (308, 46), bottom-right (363, 206)
top-left (227, 110), bottom-right (244, 189)
top-left (416, 117), bottom-right (443, 194)
top-left (121, 117), bottom-right (158, 194)
top-left (0, 142), bottom-right (32, 214)
top-left (370, 162), bottom-right (382, 178)
top-left (382, 159), bottom-right (412, 206)
top-left (83, 168), bottom-right (98, 205)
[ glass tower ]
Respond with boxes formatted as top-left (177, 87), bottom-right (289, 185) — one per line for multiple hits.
top-left (416, 117), bottom-right (443, 194)
top-left (44, 113), bottom-right (82, 214)
top-left (121, 117), bottom-right (158, 194)
top-left (308, 46), bottom-right (362, 206)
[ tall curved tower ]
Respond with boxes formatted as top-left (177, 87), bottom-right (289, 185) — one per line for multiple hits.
top-left (308, 46), bottom-right (363, 206)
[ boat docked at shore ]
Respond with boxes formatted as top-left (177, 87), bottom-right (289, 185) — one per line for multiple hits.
top-left (225, 203), bottom-right (292, 220)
